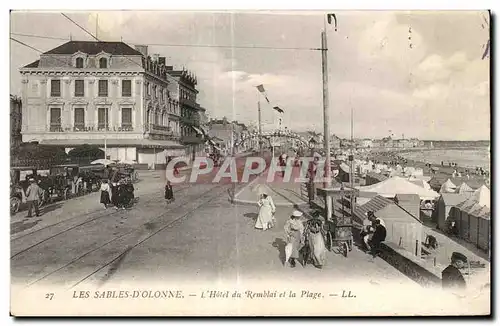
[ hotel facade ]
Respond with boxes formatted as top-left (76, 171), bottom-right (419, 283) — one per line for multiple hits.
top-left (19, 41), bottom-right (205, 166)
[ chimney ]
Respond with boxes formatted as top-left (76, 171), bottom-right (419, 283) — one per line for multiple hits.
top-left (158, 57), bottom-right (166, 65)
top-left (152, 54), bottom-right (160, 62)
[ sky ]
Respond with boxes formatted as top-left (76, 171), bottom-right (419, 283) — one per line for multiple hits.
top-left (10, 10), bottom-right (490, 140)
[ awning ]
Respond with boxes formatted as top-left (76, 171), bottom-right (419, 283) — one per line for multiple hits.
top-left (40, 138), bottom-right (185, 149)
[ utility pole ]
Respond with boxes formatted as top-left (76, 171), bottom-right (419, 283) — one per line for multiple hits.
top-left (350, 106), bottom-right (354, 215)
top-left (321, 22), bottom-right (333, 221)
top-left (104, 108), bottom-right (108, 160)
top-left (258, 99), bottom-right (262, 155)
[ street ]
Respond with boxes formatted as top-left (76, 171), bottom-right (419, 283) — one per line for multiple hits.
top-left (11, 170), bottom-right (419, 291)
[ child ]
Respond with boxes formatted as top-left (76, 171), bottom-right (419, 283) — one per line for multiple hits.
top-left (164, 180), bottom-right (174, 204)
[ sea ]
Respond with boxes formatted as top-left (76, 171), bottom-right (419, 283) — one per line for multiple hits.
top-left (399, 141), bottom-right (490, 170)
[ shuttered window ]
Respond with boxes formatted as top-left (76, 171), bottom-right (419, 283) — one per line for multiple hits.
top-left (75, 80), bottom-right (84, 97)
top-left (98, 80), bottom-right (108, 97)
top-left (98, 108), bottom-right (109, 130)
top-left (50, 79), bottom-right (61, 97)
top-left (121, 108), bottom-right (132, 129)
top-left (50, 108), bottom-right (61, 131)
top-left (74, 108), bottom-right (85, 130)
top-left (122, 80), bottom-right (132, 97)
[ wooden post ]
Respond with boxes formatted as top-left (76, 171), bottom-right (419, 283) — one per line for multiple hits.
top-left (415, 239), bottom-right (419, 256)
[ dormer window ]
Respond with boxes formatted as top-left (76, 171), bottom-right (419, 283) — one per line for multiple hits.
top-left (99, 58), bottom-right (108, 68)
top-left (75, 57), bottom-right (84, 68)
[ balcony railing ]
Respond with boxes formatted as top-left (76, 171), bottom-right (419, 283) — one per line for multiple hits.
top-left (50, 125), bottom-right (63, 132)
top-left (179, 97), bottom-right (200, 109)
top-left (181, 135), bottom-right (203, 144)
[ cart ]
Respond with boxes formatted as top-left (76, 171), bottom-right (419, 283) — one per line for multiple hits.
top-left (323, 217), bottom-right (354, 257)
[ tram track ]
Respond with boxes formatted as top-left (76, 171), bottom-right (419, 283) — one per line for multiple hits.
top-left (11, 183), bottom-right (194, 258)
top-left (21, 183), bottom-right (231, 289)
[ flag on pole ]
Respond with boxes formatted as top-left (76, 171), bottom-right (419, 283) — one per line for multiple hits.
top-left (327, 13), bottom-right (337, 31)
top-left (256, 85), bottom-right (265, 93)
top-left (273, 106), bottom-right (284, 114)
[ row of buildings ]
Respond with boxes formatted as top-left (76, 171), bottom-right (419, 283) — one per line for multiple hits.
top-left (299, 133), bottom-right (425, 149)
top-left (17, 40), bottom-right (210, 167)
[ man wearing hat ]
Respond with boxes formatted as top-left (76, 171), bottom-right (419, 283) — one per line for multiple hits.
top-left (284, 210), bottom-right (305, 267)
top-left (25, 178), bottom-right (42, 217)
top-left (442, 252), bottom-right (467, 290)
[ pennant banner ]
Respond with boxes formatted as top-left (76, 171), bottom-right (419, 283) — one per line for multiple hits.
top-left (327, 13), bottom-right (337, 31)
top-left (273, 106), bottom-right (284, 114)
top-left (256, 84), bottom-right (284, 114)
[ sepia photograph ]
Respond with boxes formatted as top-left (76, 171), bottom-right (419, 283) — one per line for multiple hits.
top-left (8, 9), bottom-right (491, 316)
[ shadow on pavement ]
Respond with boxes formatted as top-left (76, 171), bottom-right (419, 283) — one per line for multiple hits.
top-left (244, 212), bottom-right (258, 222)
top-left (40, 202), bottom-right (63, 215)
top-left (272, 238), bottom-right (286, 266)
top-left (11, 218), bottom-right (42, 235)
top-left (97, 246), bottom-right (133, 287)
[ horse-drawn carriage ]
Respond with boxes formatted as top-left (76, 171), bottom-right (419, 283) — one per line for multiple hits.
top-left (10, 166), bottom-right (50, 214)
top-left (48, 163), bottom-right (107, 199)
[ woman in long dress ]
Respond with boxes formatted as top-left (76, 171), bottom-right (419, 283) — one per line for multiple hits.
top-left (304, 218), bottom-right (327, 268)
top-left (100, 179), bottom-right (111, 209)
top-left (284, 210), bottom-right (305, 267)
top-left (255, 193), bottom-right (276, 230)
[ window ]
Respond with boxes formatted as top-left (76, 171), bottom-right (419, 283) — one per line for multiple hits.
top-left (50, 79), bottom-right (61, 97)
top-left (121, 108), bottom-right (132, 129)
top-left (99, 58), bottom-right (108, 68)
top-left (98, 80), bottom-right (108, 97)
top-left (74, 80), bottom-right (84, 97)
top-left (152, 85), bottom-right (156, 99)
top-left (122, 80), bottom-right (132, 97)
top-left (98, 107), bottom-right (109, 130)
top-left (76, 57), bottom-right (84, 68)
top-left (50, 108), bottom-right (61, 131)
top-left (74, 108), bottom-right (85, 130)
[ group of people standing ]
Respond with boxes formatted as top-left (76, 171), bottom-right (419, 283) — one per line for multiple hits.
top-left (100, 178), bottom-right (135, 210)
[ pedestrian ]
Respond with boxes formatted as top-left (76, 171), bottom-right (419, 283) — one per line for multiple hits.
top-left (100, 179), bottom-right (111, 209)
top-left (442, 252), bottom-right (467, 290)
top-left (123, 179), bottom-right (135, 209)
top-left (164, 180), bottom-right (174, 204)
top-left (303, 218), bottom-right (327, 268)
top-left (255, 192), bottom-right (276, 230)
top-left (284, 210), bottom-right (305, 268)
top-left (25, 178), bottom-right (41, 218)
top-left (368, 219), bottom-right (387, 257)
top-left (111, 181), bottom-right (120, 209)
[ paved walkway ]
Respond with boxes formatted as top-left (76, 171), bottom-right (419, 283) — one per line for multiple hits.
top-left (233, 166), bottom-right (308, 207)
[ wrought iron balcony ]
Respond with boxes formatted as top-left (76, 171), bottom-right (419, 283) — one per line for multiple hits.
top-left (181, 134), bottom-right (204, 144)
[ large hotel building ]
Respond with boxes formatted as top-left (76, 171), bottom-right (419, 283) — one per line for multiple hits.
top-left (19, 41), bottom-right (206, 166)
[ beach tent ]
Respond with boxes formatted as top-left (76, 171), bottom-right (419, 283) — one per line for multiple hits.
top-left (435, 193), bottom-right (469, 231)
top-left (358, 176), bottom-right (439, 200)
top-left (408, 178), bottom-right (432, 190)
top-left (439, 179), bottom-right (457, 194)
top-left (455, 182), bottom-right (474, 195)
top-left (353, 195), bottom-right (423, 257)
top-left (453, 185), bottom-right (490, 251)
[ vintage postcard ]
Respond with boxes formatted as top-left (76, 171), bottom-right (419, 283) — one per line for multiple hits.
top-left (9, 10), bottom-right (490, 316)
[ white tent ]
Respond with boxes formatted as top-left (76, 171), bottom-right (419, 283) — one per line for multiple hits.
top-left (408, 178), bottom-right (432, 190)
top-left (455, 182), bottom-right (474, 194)
top-left (439, 179), bottom-right (457, 194)
top-left (358, 176), bottom-right (439, 200)
top-left (457, 185), bottom-right (490, 211)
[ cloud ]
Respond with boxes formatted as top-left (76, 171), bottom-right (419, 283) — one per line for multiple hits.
top-left (10, 11), bottom-right (490, 140)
